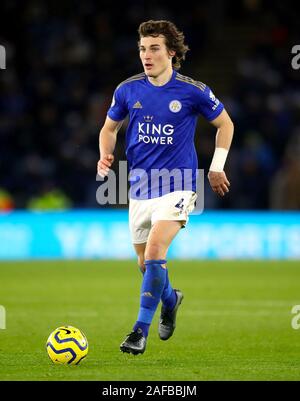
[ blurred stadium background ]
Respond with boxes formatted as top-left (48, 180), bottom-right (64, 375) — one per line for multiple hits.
top-left (0, 0), bottom-right (299, 259)
top-left (0, 0), bottom-right (300, 382)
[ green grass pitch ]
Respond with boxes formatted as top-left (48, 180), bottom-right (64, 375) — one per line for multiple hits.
top-left (0, 260), bottom-right (299, 381)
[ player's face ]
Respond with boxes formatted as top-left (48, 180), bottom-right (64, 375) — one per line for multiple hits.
top-left (139, 35), bottom-right (174, 78)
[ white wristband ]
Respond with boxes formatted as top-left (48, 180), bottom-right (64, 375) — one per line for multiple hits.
top-left (209, 147), bottom-right (228, 172)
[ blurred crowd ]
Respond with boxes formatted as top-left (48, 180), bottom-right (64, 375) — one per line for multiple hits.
top-left (0, 0), bottom-right (299, 210)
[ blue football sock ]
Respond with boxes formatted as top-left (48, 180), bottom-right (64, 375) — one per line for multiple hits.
top-left (161, 268), bottom-right (177, 311)
top-left (133, 259), bottom-right (167, 337)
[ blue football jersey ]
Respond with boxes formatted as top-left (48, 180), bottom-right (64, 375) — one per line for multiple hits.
top-left (107, 70), bottom-right (224, 199)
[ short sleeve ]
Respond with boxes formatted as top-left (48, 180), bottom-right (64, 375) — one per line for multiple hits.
top-left (193, 85), bottom-right (224, 121)
top-left (107, 85), bottom-right (128, 121)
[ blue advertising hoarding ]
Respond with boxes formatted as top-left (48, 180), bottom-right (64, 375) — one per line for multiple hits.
top-left (0, 210), bottom-right (299, 260)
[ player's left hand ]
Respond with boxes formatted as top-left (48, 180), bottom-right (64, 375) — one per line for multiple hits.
top-left (208, 171), bottom-right (230, 197)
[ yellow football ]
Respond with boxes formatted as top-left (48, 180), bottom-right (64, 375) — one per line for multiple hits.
top-left (46, 325), bottom-right (88, 365)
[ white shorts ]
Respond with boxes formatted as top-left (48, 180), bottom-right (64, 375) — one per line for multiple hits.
top-left (129, 190), bottom-right (197, 244)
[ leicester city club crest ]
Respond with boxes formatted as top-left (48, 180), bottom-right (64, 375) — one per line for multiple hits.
top-left (169, 100), bottom-right (182, 113)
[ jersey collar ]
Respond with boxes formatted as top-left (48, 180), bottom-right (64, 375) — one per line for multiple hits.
top-left (145, 69), bottom-right (177, 89)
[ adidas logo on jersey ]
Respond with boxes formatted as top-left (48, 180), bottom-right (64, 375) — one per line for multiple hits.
top-left (133, 101), bottom-right (143, 109)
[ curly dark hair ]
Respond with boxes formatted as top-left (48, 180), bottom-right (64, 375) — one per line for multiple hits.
top-left (138, 20), bottom-right (189, 70)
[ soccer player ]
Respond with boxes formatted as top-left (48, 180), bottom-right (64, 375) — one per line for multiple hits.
top-left (97, 20), bottom-right (234, 355)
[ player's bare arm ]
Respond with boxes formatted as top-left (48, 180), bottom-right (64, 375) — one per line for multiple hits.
top-left (97, 116), bottom-right (124, 177)
top-left (208, 109), bottom-right (234, 197)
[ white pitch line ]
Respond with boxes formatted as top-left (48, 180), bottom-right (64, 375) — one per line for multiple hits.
top-left (189, 300), bottom-right (298, 307)
top-left (184, 310), bottom-right (289, 316)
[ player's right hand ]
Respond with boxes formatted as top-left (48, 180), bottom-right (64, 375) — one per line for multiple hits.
top-left (97, 154), bottom-right (114, 177)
